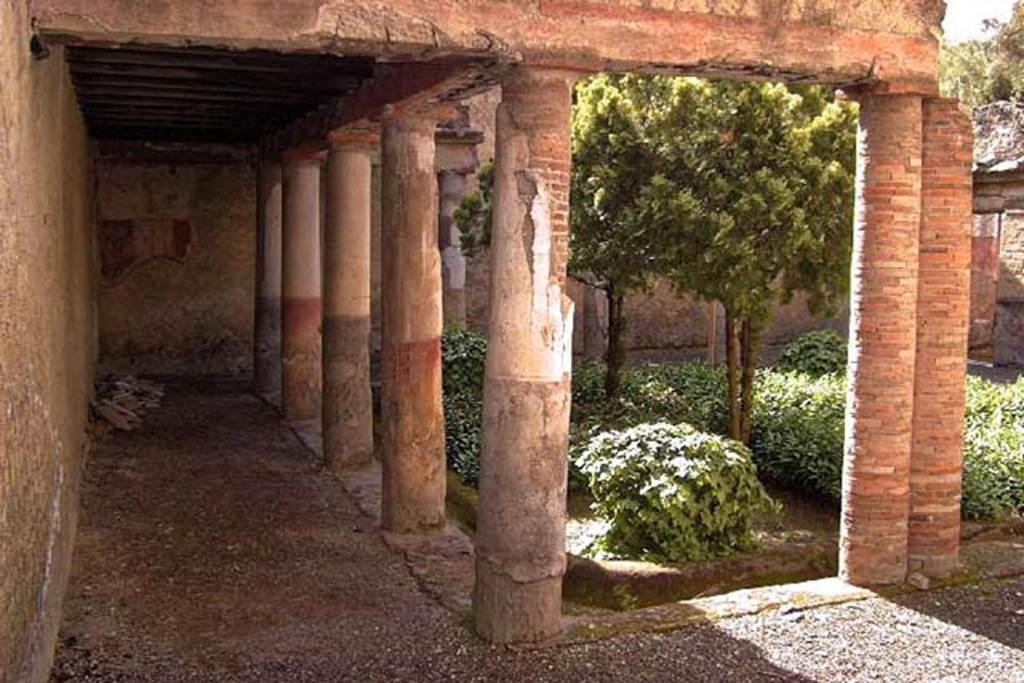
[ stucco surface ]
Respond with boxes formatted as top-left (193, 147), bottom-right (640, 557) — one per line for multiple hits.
top-left (0, 4), bottom-right (96, 680)
top-left (32, 0), bottom-right (942, 88)
top-left (96, 160), bottom-right (256, 378)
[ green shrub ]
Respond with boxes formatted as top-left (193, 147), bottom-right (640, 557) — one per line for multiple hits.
top-left (442, 328), bottom-right (487, 484)
top-left (962, 376), bottom-right (1024, 519)
top-left (777, 330), bottom-right (848, 377)
top-left (572, 361), bottom-right (728, 435)
top-left (574, 422), bottom-right (779, 563)
top-left (749, 370), bottom-right (847, 501)
top-left (747, 369), bottom-right (1024, 520)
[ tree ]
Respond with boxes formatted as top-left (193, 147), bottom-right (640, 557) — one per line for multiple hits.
top-left (570, 75), bottom-right (666, 396)
top-left (940, 1), bottom-right (1024, 106)
top-left (455, 76), bottom-right (857, 436)
top-left (633, 77), bottom-right (856, 443)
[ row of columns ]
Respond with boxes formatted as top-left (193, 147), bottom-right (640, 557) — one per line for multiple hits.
top-left (253, 68), bottom-right (975, 644)
top-left (252, 67), bottom-right (577, 643)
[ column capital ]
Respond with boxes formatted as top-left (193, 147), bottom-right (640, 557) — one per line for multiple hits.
top-left (327, 127), bottom-right (380, 149)
top-left (280, 145), bottom-right (327, 165)
top-left (500, 64), bottom-right (591, 91)
top-left (380, 102), bottom-right (460, 127)
top-left (838, 79), bottom-right (937, 102)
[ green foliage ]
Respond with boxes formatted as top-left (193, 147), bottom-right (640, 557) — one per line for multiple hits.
top-left (776, 330), bottom-right (848, 377)
top-left (575, 422), bottom-right (778, 563)
top-left (748, 371), bottom-right (847, 501)
top-left (574, 361), bottom-right (1024, 521)
top-left (748, 371), bottom-right (1024, 520)
top-left (571, 361), bottom-right (728, 435)
top-left (961, 376), bottom-right (1024, 519)
top-left (635, 79), bottom-right (857, 326)
top-left (940, 4), bottom-right (1024, 106)
top-left (441, 328), bottom-right (487, 484)
top-left (453, 162), bottom-right (493, 258)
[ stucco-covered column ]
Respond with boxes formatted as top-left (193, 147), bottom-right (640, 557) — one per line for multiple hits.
top-left (908, 99), bottom-right (973, 578)
top-left (840, 94), bottom-right (922, 586)
top-left (281, 150), bottom-right (324, 422)
top-left (380, 115), bottom-right (446, 533)
top-left (254, 160), bottom-right (283, 398)
top-left (474, 66), bottom-right (576, 643)
top-left (322, 134), bottom-right (375, 472)
top-left (438, 169), bottom-right (469, 328)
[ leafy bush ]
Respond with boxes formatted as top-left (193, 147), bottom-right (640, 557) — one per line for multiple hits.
top-left (441, 328), bottom-right (487, 484)
top-left (962, 376), bottom-right (1024, 519)
top-left (572, 361), bottom-right (728, 434)
top-left (776, 330), bottom-right (848, 377)
top-left (749, 371), bottom-right (847, 501)
top-left (747, 370), bottom-right (1024, 520)
top-left (574, 422), bottom-right (778, 563)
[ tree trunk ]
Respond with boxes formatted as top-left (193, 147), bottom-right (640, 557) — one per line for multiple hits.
top-left (738, 318), bottom-right (763, 445)
top-left (724, 310), bottom-right (742, 441)
top-left (604, 285), bottom-right (627, 398)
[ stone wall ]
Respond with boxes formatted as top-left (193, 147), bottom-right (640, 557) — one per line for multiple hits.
top-left (997, 210), bottom-right (1024, 365)
top-left (0, 4), bottom-right (97, 680)
top-left (95, 157), bottom-right (256, 377)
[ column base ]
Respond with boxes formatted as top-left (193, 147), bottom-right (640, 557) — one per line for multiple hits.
top-left (473, 557), bottom-right (563, 644)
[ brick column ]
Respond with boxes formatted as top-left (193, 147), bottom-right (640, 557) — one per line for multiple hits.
top-left (474, 66), bottom-right (576, 643)
top-left (438, 169), bottom-right (469, 328)
top-left (322, 134), bottom-right (376, 472)
top-left (839, 94), bottom-right (922, 586)
top-left (254, 160), bottom-right (282, 398)
top-left (908, 99), bottom-right (973, 578)
top-left (281, 150), bottom-right (324, 422)
top-left (380, 115), bottom-right (446, 533)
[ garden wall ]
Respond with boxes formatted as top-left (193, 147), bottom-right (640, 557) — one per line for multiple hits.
top-left (0, 6), bottom-right (97, 680)
top-left (95, 150), bottom-right (256, 377)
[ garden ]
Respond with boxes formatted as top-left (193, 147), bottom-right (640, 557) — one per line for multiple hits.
top-left (442, 327), bottom-right (1024, 608)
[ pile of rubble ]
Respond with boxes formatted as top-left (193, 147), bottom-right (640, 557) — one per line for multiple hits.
top-left (90, 375), bottom-right (164, 431)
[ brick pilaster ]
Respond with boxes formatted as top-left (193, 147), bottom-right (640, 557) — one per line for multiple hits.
top-left (908, 99), bottom-right (973, 578)
top-left (840, 94), bottom-right (922, 586)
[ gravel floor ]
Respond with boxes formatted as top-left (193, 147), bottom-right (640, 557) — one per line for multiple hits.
top-left (51, 382), bottom-right (1024, 682)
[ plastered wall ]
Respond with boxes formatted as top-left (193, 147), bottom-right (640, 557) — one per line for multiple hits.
top-left (95, 159), bottom-right (256, 377)
top-left (0, 3), bottom-right (97, 680)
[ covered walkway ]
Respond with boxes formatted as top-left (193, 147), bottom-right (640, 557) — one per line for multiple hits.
top-left (52, 383), bottom-right (1024, 682)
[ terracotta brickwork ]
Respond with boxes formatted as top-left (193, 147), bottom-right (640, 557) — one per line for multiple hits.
top-left (840, 94), bottom-right (923, 586)
top-left (908, 99), bottom-right (973, 578)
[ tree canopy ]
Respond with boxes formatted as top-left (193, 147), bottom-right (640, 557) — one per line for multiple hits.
top-left (941, 1), bottom-right (1024, 106)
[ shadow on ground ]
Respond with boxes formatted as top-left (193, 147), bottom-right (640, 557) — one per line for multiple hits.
top-left (52, 381), bottom-right (814, 682)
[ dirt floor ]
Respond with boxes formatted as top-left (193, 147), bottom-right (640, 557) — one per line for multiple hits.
top-left (51, 382), bottom-right (1024, 682)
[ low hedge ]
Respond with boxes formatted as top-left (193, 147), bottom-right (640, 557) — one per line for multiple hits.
top-left (574, 421), bottom-right (778, 563)
top-left (776, 330), bottom-right (848, 377)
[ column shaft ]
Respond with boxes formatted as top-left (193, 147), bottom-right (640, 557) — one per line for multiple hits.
top-left (323, 139), bottom-right (375, 472)
top-left (254, 161), bottom-right (282, 397)
top-left (474, 66), bottom-right (576, 643)
top-left (380, 116), bottom-right (446, 533)
top-left (908, 99), bottom-right (973, 578)
top-left (840, 94), bottom-right (922, 585)
top-left (281, 154), bottom-right (323, 422)
top-left (439, 170), bottom-right (468, 328)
